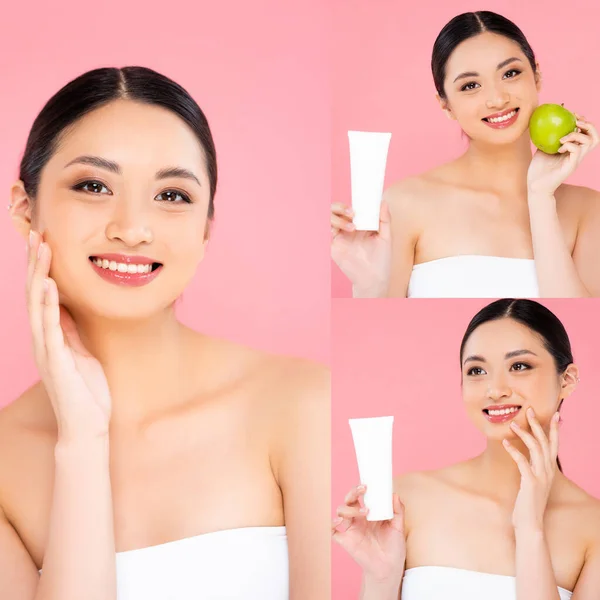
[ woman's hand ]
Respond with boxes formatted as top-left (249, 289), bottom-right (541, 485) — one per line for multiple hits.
top-left (527, 114), bottom-right (599, 197)
top-left (27, 230), bottom-right (112, 443)
top-left (503, 408), bottom-right (560, 532)
top-left (331, 202), bottom-right (392, 298)
top-left (332, 485), bottom-right (406, 583)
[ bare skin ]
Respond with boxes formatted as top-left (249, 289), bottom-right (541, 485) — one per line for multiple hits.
top-left (0, 96), bottom-right (329, 599)
top-left (331, 32), bottom-right (600, 298)
top-left (0, 334), bottom-right (329, 587)
top-left (333, 317), bottom-right (600, 598)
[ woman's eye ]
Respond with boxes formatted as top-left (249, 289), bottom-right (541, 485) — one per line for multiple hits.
top-left (73, 180), bottom-right (110, 195)
top-left (511, 362), bottom-right (531, 371)
top-left (461, 81), bottom-right (479, 92)
top-left (503, 68), bottom-right (521, 79)
top-left (467, 367), bottom-right (485, 376)
top-left (156, 190), bottom-right (192, 204)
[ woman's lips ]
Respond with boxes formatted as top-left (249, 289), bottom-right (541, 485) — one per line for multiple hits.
top-left (483, 405), bottom-right (522, 424)
top-left (89, 257), bottom-right (163, 287)
top-left (482, 108), bottom-right (520, 129)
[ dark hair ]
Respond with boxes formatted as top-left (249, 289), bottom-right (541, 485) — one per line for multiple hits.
top-left (19, 66), bottom-right (217, 219)
top-left (460, 299), bottom-right (573, 473)
top-left (432, 11), bottom-right (537, 100)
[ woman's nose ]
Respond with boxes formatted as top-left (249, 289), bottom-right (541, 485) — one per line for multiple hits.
top-left (105, 201), bottom-right (153, 247)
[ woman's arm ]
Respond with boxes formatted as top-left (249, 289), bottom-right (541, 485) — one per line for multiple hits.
top-left (527, 115), bottom-right (599, 297)
top-left (514, 528), bottom-right (561, 600)
top-left (571, 520), bottom-right (600, 600)
top-left (0, 505), bottom-right (39, 599)
top-left (36, 437), bottom-right (116, 600)
top-left (0, 437), bottom-right (116, 600)
top-left (528, 190), bottom-right (591, 297)
top-left (275, 364), bottom-right (330, 600)
top-left (384, 182), bottom-right (421, 298)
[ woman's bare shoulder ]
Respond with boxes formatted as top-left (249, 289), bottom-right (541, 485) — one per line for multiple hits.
top-left (188, 331), bottom-right (328, 411)
top-left (384, 165), bottom-right (460, 215)
top-left (394, 462), bottom-right (466, 497)
top-left (0, 382), bottom-right (54, 441)
top-left (556, 183), bottom-right (600, 215)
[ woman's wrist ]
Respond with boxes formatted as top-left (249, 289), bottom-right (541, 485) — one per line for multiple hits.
top-left (527, 187), bottom-right (557, 206)
top-left (55, 434), bottom-right (110, 462)
top-left (352, 282), bottom-right (387, 299)
top-left (361, 573), bottom-right (402, 600)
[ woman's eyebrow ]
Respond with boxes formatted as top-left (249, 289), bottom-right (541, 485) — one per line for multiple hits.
top-left (504, 349), bottom-right (537, 360)
top-left (463, 348), bottom-right (537, 366)
top-left (463, 354), bottom-right (485, 365)
top-left (64, 155), bottom-right (201, 187)
top-left (453, 57), bottom-right (523, 83)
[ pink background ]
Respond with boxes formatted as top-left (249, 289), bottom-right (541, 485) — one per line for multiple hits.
top-left (0, 0), bottom-right (331, 408)
top-left (332, 298), bottom-right (600, 596)
top-left (332, 0), bottom-right (600, 297)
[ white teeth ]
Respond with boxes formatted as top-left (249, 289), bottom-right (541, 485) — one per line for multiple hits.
top-left (92, 258), bottom-right (152, 274)
top-left (488, 407), bottom-right (520, 416)
top-left (487, 110), bottom-right (517, 124)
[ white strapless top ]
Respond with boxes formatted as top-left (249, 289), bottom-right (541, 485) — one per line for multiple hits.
top-left (42, 526), bottom-right (289, 599)
top-left (407, 255), bottom-right (539, 298)
top-left (402, 566), bottom-right (572, 600)
top-left (116, 526), bottom-right (288, 599)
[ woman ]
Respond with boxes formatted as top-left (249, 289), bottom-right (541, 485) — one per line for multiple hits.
top-left (333, 299), bottom-right (600, 599)
top-left (0, 66), bottom-right (329, 600)
top-left (331, 11), bottom-right (600, 298)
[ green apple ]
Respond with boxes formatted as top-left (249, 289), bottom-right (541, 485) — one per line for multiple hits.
top-left (529, 103), bottom-right (577, 154)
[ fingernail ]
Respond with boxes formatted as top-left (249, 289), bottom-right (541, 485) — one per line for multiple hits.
top-left (29, 231), bottom-right (34, 246)
top-left (503, 439), bottom-right (510, 446)
top-left (345, 208), bottom-right (353, 216)
top-left (357, 485), bottom-right (365, 491)
top-left (510, 421), bottom-right (519, 429)
top-left (553, 412), bottom-right (560, 422)
top-left (360, 507), bottom-right (368, 514)
top-left (527, 407), bottom-right (534, 417)
top-left (37, 242), bottom-right (44, 259)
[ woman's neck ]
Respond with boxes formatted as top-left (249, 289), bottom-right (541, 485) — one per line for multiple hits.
top-left (459, 132), bottom-right (533, 198)
top-left (67, 306), bottom-right (195, 426)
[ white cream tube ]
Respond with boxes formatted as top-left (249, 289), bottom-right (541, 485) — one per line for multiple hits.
top-left (348, 131), bottom-right (392, 231)
top-left (349, 416), bottom-right (394, 521)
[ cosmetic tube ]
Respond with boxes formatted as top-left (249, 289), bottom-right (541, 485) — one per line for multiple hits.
top-left (349, 416), bottom-right (394, 521)
top-left (348, 131), bottom-right (392, 231)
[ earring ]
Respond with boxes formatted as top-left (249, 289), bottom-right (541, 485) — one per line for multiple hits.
top-left (7, 203), bottom-right (12, 210)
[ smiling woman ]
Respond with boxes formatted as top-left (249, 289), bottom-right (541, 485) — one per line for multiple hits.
top-left (0, 66), bottom-right (329, 600)
top-left (331, 10), bottom-right (600, 298)
top-left (332, 299), bottom-right (600, 599)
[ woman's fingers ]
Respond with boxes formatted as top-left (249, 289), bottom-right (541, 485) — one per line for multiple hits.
top-left (525, 408), bottom-right (550, 465)
top-left (503, 439), bottom-right (532, 479)
top-left (337, 504), bottom-right (367, 520)
top-left (390, 493), bottom-right (405, 533)
top-left (557, 141), bottom-right (582, 156)
top-left (28, 237), bottom-right (51, 367)
top-left (331, 203), bottom-right (354, 219)
top-left (575, 118), bottom-right (599, 148)
top-left (559, 132), bottom-right (591, 147)
top-left (42, 277), bottom-right (66, 373)
top-left (331, 214), bottom-right (356, 232)
top-left (509, 421), bottom-right (544, 475)
top-left (344, 485), bottom-right (366, 508)
top-left (549, 412), bottom-right (560, 465)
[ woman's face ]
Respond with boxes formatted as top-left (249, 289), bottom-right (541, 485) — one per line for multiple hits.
top-left (440, 31), bottom-right (541, 145)
top-left (461, 318), bottom-right (577, 441)
top-left (15, 99), bottom-right (212, 321)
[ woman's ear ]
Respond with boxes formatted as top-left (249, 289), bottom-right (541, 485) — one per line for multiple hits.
top-left (534, 62), bottom-right (543, 93)
top-left (9, 181), bottom-right (33, 239)
top-left (559, 364), bottom-right (579, 401)
top-left (436, 93), bottom-right (455, 120)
